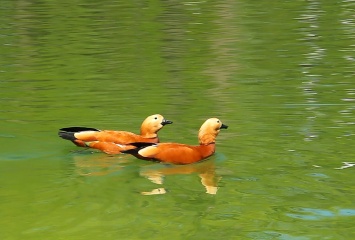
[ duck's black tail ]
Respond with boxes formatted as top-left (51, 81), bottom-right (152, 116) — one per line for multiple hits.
top-left (58, 127), bottom-right (99, 141)
top-left (121, 142), bottom-right (156, 156)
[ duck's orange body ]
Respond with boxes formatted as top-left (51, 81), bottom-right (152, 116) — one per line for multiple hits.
top-left (126, 118), bottom-right (228, 164)
top-left (59, 114), bottom-right (172, 154)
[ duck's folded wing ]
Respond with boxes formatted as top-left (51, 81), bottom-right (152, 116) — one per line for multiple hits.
top-left (138, 144), bottom-right (201, 164)
top-left (74, 130), bottom-right (146, 144)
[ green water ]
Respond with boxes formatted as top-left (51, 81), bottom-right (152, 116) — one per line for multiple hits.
top-left (1, 0), bottom-right (354, 239)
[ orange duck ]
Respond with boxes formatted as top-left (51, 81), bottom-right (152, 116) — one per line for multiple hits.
top-left (124, 118), bottom-right (228, 164)
top-left (58, 114), bottom-right (173, 154)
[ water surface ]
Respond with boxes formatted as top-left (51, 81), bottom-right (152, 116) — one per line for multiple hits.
top-left (1, 0), bottom-right (354, 239)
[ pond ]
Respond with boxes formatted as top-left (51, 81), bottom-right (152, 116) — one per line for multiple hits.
top-left (1, 0), bottom-right (354, 239)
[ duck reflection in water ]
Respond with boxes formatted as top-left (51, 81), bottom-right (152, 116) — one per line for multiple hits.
top-left (139, 158), bottom-right (220, 195)
top-left (72, 152), bottom-right (129, 176)
top-left (72, 152), bottom-right (220, 195)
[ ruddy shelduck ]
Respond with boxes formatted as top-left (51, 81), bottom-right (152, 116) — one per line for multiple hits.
top-left (58, 114), bottom-right (173, 154)
top-left (124, 118), bottom-right (228, 164)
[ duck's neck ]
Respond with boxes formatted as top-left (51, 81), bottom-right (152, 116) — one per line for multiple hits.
top-left (199, 143), bottom-right (216, 159)
top-left (198, 132), bottom-right (217, 145)
top-left (140, 126), bottom-right (158, 139)
top-left (140, 132), bottom-right (158, 139)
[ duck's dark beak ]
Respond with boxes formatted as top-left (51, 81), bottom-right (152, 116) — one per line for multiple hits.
top-left (162, 119), bottom-right (173, 126)
top-left (220, 124), bottom-right (228, 129)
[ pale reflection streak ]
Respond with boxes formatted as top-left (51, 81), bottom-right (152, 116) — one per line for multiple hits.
top-left (297, 1), bottom-right (324, 141)
top-left (204, 1), bottom-right (238, 103)
top-left (297, 1), bottom-right (355, 140)
top-left (14, 0), bottom-right (35, 76)
top-left (337, 1), bottom-right (355, 136)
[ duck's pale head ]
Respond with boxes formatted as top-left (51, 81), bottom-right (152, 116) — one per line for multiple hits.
top-left (140, 114), bottom-right (173, 137)
top-left (198, 118), bottom-right (228, 145)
